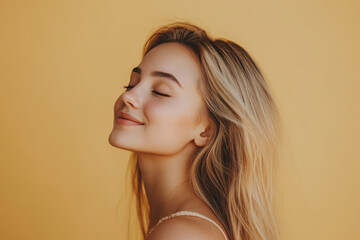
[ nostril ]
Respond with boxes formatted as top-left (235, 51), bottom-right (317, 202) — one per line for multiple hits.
top-left (122, 94), bottom-right (140, 109)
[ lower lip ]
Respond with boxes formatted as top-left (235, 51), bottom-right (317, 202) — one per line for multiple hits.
top-left (115, 117), bottom-right (143, 126)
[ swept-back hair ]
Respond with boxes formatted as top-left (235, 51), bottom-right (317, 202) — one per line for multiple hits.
top-left (127, 21), bottom-right (283, 240)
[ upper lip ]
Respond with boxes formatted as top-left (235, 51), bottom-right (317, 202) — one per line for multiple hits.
top-left (117, 111), bottom-right (144, 124)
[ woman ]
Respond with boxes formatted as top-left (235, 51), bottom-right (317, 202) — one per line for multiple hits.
top-left (108, 22), bottom-right (283, 240)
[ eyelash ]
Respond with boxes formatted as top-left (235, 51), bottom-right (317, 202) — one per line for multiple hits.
top-left (123, 85), bottom-right (170, 97)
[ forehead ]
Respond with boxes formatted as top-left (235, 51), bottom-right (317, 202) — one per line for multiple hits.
top-left (138, 42), bottom-right (201, 89)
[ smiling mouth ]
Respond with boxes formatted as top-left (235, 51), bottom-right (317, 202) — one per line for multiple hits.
top-left (116, 111), bottom-right (144, 125)
top-left (115, 115), bottom-right (144, 126)
top-left (116, 118), bottom-right (142, 125)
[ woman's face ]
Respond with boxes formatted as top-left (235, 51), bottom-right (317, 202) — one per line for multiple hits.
top-left (108, 42), bottom-right (207, 155)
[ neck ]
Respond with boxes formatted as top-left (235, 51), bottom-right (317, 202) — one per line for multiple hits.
top-left (137, 142), bottom-right (199, 230)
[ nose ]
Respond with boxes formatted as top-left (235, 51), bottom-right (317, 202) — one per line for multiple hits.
top-left (121, 87), bottom-right (141, 109)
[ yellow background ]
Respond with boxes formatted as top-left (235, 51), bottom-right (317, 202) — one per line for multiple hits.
top-left (1, 0), bottom-right (359, 239)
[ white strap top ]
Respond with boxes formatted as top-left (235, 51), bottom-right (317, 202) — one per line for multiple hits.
top-left (146, 210), bottom-right (228, 240)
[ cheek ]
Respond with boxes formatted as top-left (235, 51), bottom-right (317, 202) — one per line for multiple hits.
top-left (145, 101), bottom-right (197, 136)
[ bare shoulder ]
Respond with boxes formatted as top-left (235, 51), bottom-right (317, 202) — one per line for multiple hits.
top-left (146, 215), bottom-right (226, 240)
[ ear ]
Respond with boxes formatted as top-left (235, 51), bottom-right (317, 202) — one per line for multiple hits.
top-left (194, 121), bottom-right (214, 147)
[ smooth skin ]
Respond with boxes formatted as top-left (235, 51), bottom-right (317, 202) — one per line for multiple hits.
top-left (108, 42), bottom-right (228, 240)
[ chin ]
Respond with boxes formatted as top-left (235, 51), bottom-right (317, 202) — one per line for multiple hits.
top-left (108, 130), bottom-right (123, 147)
top-left (108, 133), bottom-right (137, 152)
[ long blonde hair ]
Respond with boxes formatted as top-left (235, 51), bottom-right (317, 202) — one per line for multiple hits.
top-left (127, 21), bottom-right (283, 240)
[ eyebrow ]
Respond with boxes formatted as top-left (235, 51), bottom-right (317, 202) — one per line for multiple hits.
top-left (131, 67), bottom-right (183, 89)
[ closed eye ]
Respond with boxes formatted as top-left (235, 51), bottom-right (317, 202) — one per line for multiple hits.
top-left (123, 85), bottom-right (170, 97)
top-left (123, 85), bottom-right (134, 90)
top-left (152, 91), bottom-right (170, 97)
